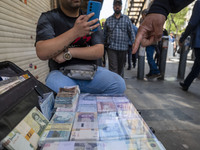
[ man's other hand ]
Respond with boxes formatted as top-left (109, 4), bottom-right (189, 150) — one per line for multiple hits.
top-left (52, 52), bottom-right (65, 64)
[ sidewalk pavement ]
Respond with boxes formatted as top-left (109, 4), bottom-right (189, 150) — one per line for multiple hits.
top-left (124, 58), bottom-right (200, 150)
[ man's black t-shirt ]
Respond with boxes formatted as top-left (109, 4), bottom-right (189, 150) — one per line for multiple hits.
top-left (36, 7), bottom-right (104, 71)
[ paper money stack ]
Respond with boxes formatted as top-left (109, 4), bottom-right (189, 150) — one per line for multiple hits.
top-left (76, 94), bottom-right (97, 112)
top-left (70, 112), bottom-right (99, 141)
top-left (42, 138), bottom-right (164, 150)
top-left (38, 110), bottom-right (74, 146)
top-left (0, 74), bottom-right (30, 95)
top-left (38, 109), bottom-right (75, 146)
top-left (96, 96), bottom-right (127, 141)
top-left (42, 141), bottom-right (106, 150)
top-left (54, 86), bottom-right (80, 112)
top-left (70, 94), bottom-right (99, 141)
top-left (113, 96), bottom-right (154, 139)
top-left (1, 107), bottom-right (49, 150)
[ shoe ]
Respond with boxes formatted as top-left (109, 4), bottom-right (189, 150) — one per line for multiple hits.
top-left (146, 73), bottom-right (151, 77)
top-left (146, 73), bottom-right (161, 79)
top-left (179, 82), bottom-right (188, 91)
top-left (127, 67), bottom-right (131, 70)
top-left (133, 64), bottom-right (136, 68)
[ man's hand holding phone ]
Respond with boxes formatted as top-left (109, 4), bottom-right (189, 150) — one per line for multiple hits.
top-left (73, 13), bottom-right (99, 37)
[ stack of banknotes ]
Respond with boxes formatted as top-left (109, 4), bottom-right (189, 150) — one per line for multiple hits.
top-left (54, 86), bottom-right (80, 112)
top-left (1, 107), bottom-right (49, 150)
top-left (39, 109), bottom-right (75, 146)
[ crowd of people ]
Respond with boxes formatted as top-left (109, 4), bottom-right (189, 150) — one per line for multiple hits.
top-left (35, 0), bottom-right (199, 93)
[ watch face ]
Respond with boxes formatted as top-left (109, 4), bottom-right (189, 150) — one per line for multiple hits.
top-left (64, 52), bottom-right (72, 60)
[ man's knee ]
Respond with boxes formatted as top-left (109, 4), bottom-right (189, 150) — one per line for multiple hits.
top-left (112, 76), bottom-right (126, 94)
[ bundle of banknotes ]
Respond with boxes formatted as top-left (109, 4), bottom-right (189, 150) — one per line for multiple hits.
top-left (39, 109), bottom-right (75, 146)
top-left (1, 107), bottom-right (49, 150)
top-left (54, 86), bottom-right (80, 112)
top-left (41, 138), bottom-right (164, 150)
top-left (0, 74), bottom-right (30, 95)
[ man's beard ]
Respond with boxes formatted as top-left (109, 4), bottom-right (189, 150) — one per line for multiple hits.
top-left (60, 0), bottom-right (81, 11)
top-left (115, 10), bottom-right (121, 14)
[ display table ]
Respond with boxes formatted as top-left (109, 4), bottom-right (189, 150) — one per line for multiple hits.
top-left (41, 94), bottom-right (165, 150)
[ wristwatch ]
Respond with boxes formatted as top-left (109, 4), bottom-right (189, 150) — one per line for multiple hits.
top-left (63, 46), bottom-right (72, 61)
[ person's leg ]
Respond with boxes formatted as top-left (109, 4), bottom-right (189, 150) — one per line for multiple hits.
top-left (132, 54), bottom-right (136, 68)
top-left (146, 45), bottom-right (160, 75)
top-left (45, 70), bottom-right (77, 93)
top-left (133, 50), bottom-right (139, 68)
top-left (118, 50), bottom-right (127, 77)
top-left (76, 67), bottom-right (126, 94)
top-left (183, 48), bottom-right (200, 88)
top-left (127, 46), bottom-right (132, 70)
top-left (107, 49), bottom-right (118, 74)
top-left (102, 47), bottom-right (107, 67)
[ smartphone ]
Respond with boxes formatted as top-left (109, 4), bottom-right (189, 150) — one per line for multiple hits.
top-left (87, 0), bottom-right (102, 32)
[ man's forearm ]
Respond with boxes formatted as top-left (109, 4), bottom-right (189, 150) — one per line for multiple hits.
top-left (148, 0), bottom-right (194, 17)
top-left (36, 28), bottom-right (79, 60)
top-left (179, 24), bottom-right (193, 43)
top-left (69, 44), bottom-right (104, 60)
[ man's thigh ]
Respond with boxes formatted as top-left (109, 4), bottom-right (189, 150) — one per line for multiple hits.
top-left (107, 49), bottom-right (118, 73)
top-left (78, 67), bottom-right (126, 94)
top-left (45, 70), bottom-right (77, 93)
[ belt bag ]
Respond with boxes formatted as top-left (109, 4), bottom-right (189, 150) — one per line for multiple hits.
top-left (60, 64), bottom-right (97, 80)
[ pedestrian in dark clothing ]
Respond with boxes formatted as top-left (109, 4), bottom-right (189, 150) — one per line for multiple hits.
top-left (127, 18), bottom-right (138, 70)
top-left (104, 0), bottom-right (135, 77)
top-left (179, 0), bottom-right (200, 91)
top-left (132, 0), bottom-right (195, 53)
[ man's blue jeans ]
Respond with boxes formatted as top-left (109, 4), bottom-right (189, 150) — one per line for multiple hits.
top-left (46, 66), bottom-right (126, 94)
top-left (146, 45), bottom-right (160, 74)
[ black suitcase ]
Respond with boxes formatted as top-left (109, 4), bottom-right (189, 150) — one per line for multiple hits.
top-left (0, 61), bottom-right (55, 141)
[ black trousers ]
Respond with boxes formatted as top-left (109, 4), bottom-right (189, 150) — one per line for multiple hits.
top-left (107, 48), bottom-right (127, 77)
top-left (184, 48), bottom-right (200, 87)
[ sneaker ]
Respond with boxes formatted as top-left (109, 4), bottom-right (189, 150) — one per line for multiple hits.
top-left (146, 73), bottom-right (151, 77)
top-left (147, 73), bottom-right (161, 79)
top-left (179, 82), bottom-right (188, 91)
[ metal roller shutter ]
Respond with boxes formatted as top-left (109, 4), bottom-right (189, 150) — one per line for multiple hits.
top-left (0, 0), bottom-right (51, 83)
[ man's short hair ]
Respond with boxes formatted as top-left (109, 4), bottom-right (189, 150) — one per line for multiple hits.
top-left (131, 18), bottom-right (135, 24)
top-left (113, 0), bottom-right (122, 5)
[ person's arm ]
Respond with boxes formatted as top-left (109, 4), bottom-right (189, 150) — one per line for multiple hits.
top-left (36, 13), bottom-right (100, 61)
top-left (148, 0), bottom-right (194, 18)
top-left (132, 0), bottom-right (194, 54)
top-left (103, 20), bottom-right (108, 44)
top-left (52, 44), bottom-right (104, 64)
top-left (179, 0), bottom-right (200, 43)
top-left (128, 19), bottom-right (135, 44)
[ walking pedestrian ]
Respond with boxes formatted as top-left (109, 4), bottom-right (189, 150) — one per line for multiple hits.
top-left (179, 0), bottom-right (200, 91)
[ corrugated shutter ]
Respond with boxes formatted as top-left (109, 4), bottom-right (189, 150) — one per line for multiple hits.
top-left (0, 0), bottom-right (51, 83)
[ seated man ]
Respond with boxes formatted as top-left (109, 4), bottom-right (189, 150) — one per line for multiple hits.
top-left (35, 0), bottom-right (125, 94)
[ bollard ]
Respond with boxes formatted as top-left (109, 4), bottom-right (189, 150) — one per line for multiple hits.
top-left (137, 46), bottom-right (145, 80)
top-left (158, 36), bottom-right (169, 80)
top-left (177, 36), bottom-right (190, 79)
